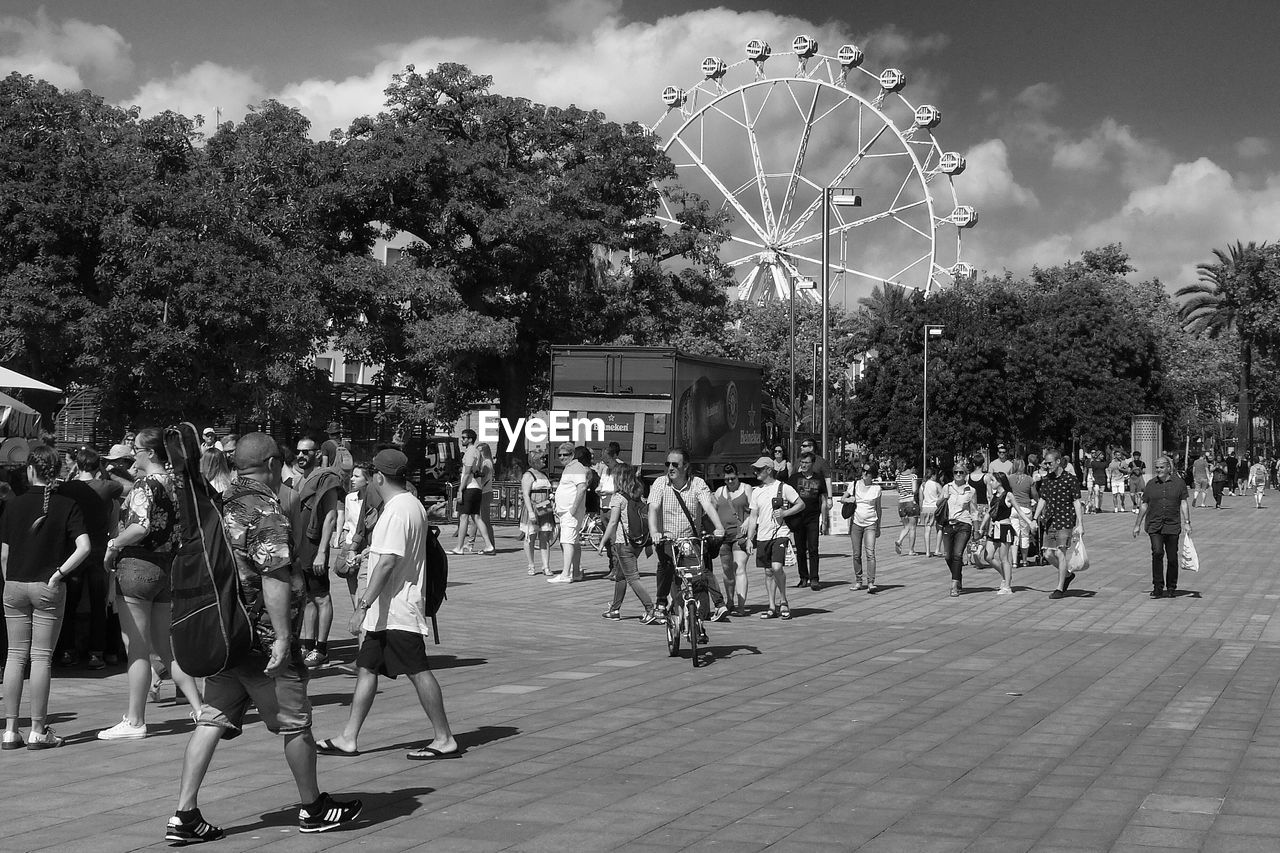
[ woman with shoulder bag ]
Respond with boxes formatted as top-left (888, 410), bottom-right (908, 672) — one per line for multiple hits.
top-left (520, 450), bottom-right (555, 576)
top-left (840, 463), bottom-right (883, 592)
top-left (599, 464), bottom-right (657, 623)
top-left (940, 465), bottom-right (979, 597)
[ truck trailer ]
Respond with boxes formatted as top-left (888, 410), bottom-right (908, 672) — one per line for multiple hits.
top-left (550, 346), bottom-right (781, 474)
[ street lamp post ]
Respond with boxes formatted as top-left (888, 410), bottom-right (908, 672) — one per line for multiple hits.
top-left (923, 324), bottom-right (945, 477)
top-left (821, 187), bottom-right (861, 460)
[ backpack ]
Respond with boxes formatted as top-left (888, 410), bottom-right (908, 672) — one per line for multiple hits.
top-left (585, 467), bottom-right (602, 514)
top-left (625, 494), bottom-right (650, 547)
top-left (423, 523), bottom-right (449, 644)
top-left (164, 422), bottom-right (256, 677)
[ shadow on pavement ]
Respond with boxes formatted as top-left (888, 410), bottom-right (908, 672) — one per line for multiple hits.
top-left (230, 785), bottom-right (437, 836)
top-left (699, 644), bottom-right (762, 666)
top-left (375, 723), bottom-right (521, 755)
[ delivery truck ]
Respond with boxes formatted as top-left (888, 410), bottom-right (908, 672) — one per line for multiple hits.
top-left (549, 346), bottom-right (782, 474)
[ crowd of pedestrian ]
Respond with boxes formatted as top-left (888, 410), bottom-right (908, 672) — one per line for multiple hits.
top-left (0, 427), bottom-right (456, 842)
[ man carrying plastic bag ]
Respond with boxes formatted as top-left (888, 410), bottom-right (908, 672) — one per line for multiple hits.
top-left (1133, 455), bottom-right (1192, 598)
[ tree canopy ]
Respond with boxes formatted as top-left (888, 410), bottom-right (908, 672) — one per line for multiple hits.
top-left (843, 246), bottom-right (1179, 463)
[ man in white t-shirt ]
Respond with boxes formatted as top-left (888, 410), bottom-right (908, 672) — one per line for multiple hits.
top-left (316, 449), bottom-right (459, 762)
top-left (744, 456), bottom-right (804, 620)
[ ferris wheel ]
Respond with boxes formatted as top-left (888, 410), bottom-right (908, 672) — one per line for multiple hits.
top-left (649, 36), bottom-right (976, 304)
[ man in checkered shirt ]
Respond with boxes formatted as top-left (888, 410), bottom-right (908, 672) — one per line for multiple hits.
top-left (648, 447), bottom-right (726, 620)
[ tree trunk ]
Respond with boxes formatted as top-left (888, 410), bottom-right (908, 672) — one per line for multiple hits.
top-left (1239, 337), bottom-right (1253, 456)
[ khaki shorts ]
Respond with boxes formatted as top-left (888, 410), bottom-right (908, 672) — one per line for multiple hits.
top-left (197, 650), bottom-right (311, 738)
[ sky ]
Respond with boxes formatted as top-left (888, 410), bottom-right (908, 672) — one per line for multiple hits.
top-left (4, 0), bottom-right (1280, 296)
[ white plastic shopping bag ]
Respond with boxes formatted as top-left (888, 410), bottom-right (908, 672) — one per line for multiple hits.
top-left (1180, 533), bottom-right (1200, 573)
top-left (1066, 536), bottom-right (1090, 572)
top-left (785, 530), bottom-right (798, 567)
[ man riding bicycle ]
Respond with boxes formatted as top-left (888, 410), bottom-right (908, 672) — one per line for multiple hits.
top-left (648, 447), bottom-right (728, 636)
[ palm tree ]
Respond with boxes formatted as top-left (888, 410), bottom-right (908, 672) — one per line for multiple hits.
top-left (1176, 241), bottom-right (1267, 454)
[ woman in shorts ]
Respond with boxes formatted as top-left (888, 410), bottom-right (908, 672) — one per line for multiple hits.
top-left (987, 473), bottom-right (1035, 595)
top-left (919, 469), bottom-right (944, 558)
top-left (98, 428), bottom-right (203, 740)
top-left (893, 463), bottom-right (921, 556)
top-left (713, 463), bottom-right (753, 616)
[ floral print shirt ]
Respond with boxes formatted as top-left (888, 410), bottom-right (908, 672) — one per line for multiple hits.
top-left (222, 477), bottom-right (304, 655)
top-left (124, 472), bottom-right (180, 554)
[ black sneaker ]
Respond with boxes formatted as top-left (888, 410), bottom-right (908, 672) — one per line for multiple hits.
top-left (1062, 572), bottom-right (1076, 593)
top-left (165, 811), bottom-right (225, 845)
top-left (698, 628), bottom-right (709, 644)
top-left (795, 578), bottom-right (809, 588)
top-left (809, 580), bottom-right (821, 591)
top-left (1048, 590), bottom-right (1064, 600)
top-left (1150, 588), bottom-right (1163, 599)
top-left (299, 793), bottom-right (362, 833)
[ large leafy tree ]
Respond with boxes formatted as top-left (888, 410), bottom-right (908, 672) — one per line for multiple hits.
top-left (843, 246), bottom-right (1175, 463)
top-left (338, 64), bottom-right (733, 455)
top-left (0, 74), bottom-right (375, 427)
top-left (1176, 241), bottom-right (1280, 454)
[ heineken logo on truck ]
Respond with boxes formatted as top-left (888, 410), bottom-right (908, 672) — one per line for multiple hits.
top-left (477, 411), bottom-right (605, 452)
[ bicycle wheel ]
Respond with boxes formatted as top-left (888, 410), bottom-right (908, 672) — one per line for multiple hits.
top-left (666, 610), bottom-right (681, 657)
top-left (687, 604), bottom-right (700, 668)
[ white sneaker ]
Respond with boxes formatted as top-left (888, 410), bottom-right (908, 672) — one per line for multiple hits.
top-left (997, 586), bottom-right (1013, 595)
top-left (98, 716), bottom-right (148, 740)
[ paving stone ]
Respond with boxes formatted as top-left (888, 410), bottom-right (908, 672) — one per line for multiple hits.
top-left (7, 511), bottom-right (1280, 850)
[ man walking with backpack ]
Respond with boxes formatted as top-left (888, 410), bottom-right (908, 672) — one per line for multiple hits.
top-left (316, 448), bottom-right (459, 760)
top-left (165, 433), bottom-right (361, 844)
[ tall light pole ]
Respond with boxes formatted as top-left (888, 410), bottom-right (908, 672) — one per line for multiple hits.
top-left (923, 324), bottom-right (945, 477)
top-left (821, 187), bottom-right (861, 460)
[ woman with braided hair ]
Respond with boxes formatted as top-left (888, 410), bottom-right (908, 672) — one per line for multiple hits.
top-left (0, 444), bottom-right (91, 749)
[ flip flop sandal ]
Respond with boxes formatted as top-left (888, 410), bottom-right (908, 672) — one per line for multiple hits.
top-left (407, 745), bottom-right (463, 761)
top-left (759, 608), bottom-right (778, 619)
top-left (779, 605), bottom-right (792, 620)
top-left (315, 738), bottom-right (360, 757)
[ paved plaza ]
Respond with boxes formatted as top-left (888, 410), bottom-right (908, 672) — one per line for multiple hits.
top-left (3, 495), bottom-right (1280, 852)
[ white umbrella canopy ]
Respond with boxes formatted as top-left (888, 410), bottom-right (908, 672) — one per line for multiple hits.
top-left (0, 366), bottom-right (61, 393)
top-left (0, 390), bottom-right (36, 414)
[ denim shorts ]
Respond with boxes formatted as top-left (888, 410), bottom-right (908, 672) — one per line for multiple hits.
top-left (115, 557), bottom-right (171, 603)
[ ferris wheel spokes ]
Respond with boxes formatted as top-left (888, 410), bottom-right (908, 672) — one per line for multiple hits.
top-left (740, 88), bottom-right (778, 236)
top-left (775, 122), bottom-right (892, 246)
top-left (672, 135), bottom-right (772, 244)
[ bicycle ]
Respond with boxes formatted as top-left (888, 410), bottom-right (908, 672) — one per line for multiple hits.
top-left (662, 535), bottom-right (713, 668)
top-left (578, 511), bottom-right (606, 553)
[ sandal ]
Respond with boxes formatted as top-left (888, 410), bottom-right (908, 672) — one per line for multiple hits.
top-left (779, 604), bottom-right (792, 620)
top-left (760, 608), bottom-right (778, 619)
top-left (527, 565), bottom-right (538, 575)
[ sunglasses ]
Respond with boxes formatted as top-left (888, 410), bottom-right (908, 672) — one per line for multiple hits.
top-left (296, 448), bottom-right (315, 454)
top-left (666, 462), bottom-right (683, 469)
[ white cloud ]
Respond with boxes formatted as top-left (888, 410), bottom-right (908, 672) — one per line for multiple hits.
top-left (1050, 117), bottom-right (1173, 190)
top-left (116, 4), bottom-right (953, 138)
top-left (957, 138), bottom-right (1038, 209)
top-left (1236, 136), bottom-right (1270, 159)
top-left (996, 157), bottom-right (1280, 286)
top-left (127, 61), bottom-right (264, 125)
top-left (0, 9), bottom-right (132, 89)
